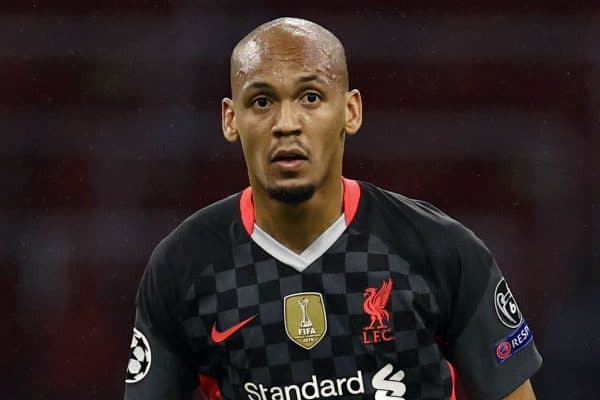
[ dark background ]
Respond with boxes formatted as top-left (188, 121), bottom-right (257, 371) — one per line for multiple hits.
top-left (2, 1), bottom-right (599, 398)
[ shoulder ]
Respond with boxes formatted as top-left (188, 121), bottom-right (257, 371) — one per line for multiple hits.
top-left (358, 181), bottom-right (498, 328)
top-left (356, 180), bottom-right (495, 294)
top-left (146, 192), bottom-right (242, 280)
top-left (358, 180), bottom-right (482, 250)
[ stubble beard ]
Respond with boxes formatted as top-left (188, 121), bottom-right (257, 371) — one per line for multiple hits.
top-left (266, 184), bottom-right (316, 204)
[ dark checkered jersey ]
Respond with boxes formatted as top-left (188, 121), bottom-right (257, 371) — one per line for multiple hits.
top-left (123, 179), bottom-right (542, 400)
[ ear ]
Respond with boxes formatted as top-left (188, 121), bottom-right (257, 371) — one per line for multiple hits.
top-left (222, 97), bottom-right (239, 143)
top-left (344, 89), bottom-right (362, 136)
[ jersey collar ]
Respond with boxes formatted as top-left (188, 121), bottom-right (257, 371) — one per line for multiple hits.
top-left (239, 177), bottom-right (361, 236)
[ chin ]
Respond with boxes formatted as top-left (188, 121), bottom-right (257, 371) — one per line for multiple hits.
top-left (266, 182), bottom-right (316, 204)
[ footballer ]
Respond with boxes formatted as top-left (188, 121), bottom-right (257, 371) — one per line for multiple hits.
top-left (124, 17), bottom-right (542, 400)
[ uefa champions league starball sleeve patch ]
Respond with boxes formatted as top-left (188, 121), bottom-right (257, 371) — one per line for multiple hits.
top-left (125, 327), bottom-right (152, 383)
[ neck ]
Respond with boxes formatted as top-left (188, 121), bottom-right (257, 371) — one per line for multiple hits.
top-left (253, 179), bottom-right (343, 254)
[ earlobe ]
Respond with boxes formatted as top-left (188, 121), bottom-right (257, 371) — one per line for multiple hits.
top-left (222, 97), bottom-right (239, 143)
top-left (344, 89), bottom-right (363, 136)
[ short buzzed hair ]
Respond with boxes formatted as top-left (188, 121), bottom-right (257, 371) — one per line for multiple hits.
top-left (230, 17), bottom-right (349, 96)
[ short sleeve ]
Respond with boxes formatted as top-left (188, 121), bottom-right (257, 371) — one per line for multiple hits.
top-left (123, 246), bottom-right (197, 400)
top-left (444, 230), bottom-right (542, 400)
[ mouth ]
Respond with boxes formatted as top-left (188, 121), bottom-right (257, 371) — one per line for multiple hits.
top-left (270, 148), bottom-right (309, 163)
top-left (270, 148), bottom-right (309, 171)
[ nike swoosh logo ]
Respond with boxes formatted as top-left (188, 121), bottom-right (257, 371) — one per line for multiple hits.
top-left (211, 315), bottom-right (256, 343)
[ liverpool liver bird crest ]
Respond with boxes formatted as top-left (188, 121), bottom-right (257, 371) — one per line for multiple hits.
top-left (363, 278), bottom-right (393, 329)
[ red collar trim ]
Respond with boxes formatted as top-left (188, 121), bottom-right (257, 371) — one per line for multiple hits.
top-left (239, 186), bottom-right (255, 235)
top-left (239, 177), bottom-right (361, 235)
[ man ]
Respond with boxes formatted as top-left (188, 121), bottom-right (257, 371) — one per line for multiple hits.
top-left (124, 17), bottom-right (542, 400)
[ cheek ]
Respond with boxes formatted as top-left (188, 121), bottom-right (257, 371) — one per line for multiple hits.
top-left (238, 114), bottom-right (273, 146)
top-left (239, 131), bottom-right (268, 168)
top-left (318, 101), bottom-right (346, 131)
top-left (314, 110), bottom-right (345, 147)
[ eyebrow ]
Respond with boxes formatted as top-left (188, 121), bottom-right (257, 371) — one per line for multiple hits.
top-left (246, 82), bottom-right (273, 91)
top-left (243, 75), bottom-right (327, 92)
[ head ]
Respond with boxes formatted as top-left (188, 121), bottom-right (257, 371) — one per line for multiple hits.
top-left (222, 17), bottom-right (362, 204)
top-left (364, 288), bottom-right (376, 297)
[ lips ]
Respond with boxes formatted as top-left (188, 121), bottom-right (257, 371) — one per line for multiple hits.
top-left (270, 148), bottom-right (308, 163)
top-left (270, 148), bottom-right (309, 172)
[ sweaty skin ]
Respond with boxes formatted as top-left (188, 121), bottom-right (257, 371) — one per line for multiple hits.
top-left (222, 17), bottom-right (361, 253)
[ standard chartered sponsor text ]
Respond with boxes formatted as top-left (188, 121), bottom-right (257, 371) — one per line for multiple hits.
top-left (244, 371), bottom-right (365, 400)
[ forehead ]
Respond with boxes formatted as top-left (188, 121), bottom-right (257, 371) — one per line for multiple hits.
top-left (232, 29), bottom-right (343, 94)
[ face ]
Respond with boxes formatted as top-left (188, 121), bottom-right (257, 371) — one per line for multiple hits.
top-left (222, 31), bottom-right (362, 204)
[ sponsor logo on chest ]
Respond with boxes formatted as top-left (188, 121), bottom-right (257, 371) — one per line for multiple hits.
top-left (244, 363), bottom-right (406, 400)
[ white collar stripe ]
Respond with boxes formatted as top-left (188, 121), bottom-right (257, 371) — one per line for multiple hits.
top-left (251, 213), bottom-right (348, 272)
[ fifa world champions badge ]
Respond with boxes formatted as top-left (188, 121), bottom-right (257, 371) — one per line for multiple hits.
top-left (283, 292), bottom-right (327, 350)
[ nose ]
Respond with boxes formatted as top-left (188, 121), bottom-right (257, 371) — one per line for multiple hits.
top-left (271, 100), bottom-right (302, 137)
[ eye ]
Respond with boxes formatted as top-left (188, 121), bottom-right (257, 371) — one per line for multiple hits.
top-left (301, 92), bottom-right (321, 104)
top-left (251, 96), bottom-right (271, 109)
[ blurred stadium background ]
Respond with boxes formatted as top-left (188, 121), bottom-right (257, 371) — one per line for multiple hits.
top-left (1, 1), bottom-right (598, 398)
